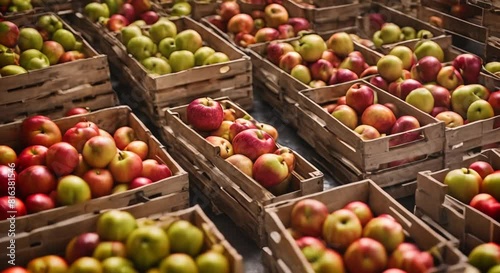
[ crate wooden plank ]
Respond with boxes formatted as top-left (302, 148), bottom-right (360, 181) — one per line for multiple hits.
top-left (262, 247), bottom-right (291, 273)
top-left (0, 106), bottom-right (189, 233)
top-left (0, 198), bottom-right (244, 272)
top-left (482, 39), bottom-right (500, 91)
top-left (415, 149), bottom-right (500, 252)
top-left (264, 180), bottom-right (470, 273)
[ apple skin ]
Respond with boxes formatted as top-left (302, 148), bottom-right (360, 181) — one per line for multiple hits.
top-left (24, 193), bottom-right (56, 214)
top-left (288, 17), bottom-right (310, 34)
top-left (329, 68), bottom-right (359, 85)
top-left (482, 173), bottom-right (500, 201)
top-left (361, 104), bottom-right (397, 134)
top-left (377, 55), bottom-right (403, 83)
top-left (73, 154), bottom-right (90, 177)
top-left (227, 13), bottom-right (254, 34)
top-left (0, 196), bottom-right (27, 221)
top-left (232, 129), bottom-right (277, 161)
top-left (344, 237), bottom-right (388, 273)
top-left (290, 198), bottom-right (329, 237)
top-left (41, 41), bottom-right (65, 65)
top-left (266, 41), bottom-right (294, 65)
top-left (159, 253), bottom-right (197, 273)
top-left (451, 84), bottom-right (490, 118)
top-left (435, 111), bottom-right (464, 128)
top-left (109, 151), bottom-right (143, 183)
top-left (469, 193), bottom-right (496, 211)
top-left (93, 241), bottom-right (127, 261)
top-left (97, 210), bottom-right (137, 242)
top-left (339, 51), bottom-right (366, 77)
top-left (126, 226), bottom-right (170, 271)
top-left (0, 21), bottom-right (20, 48)
top-left (254, 27), bottom-right (280, 43)
top-left (46, 142), bottom-right (79, 177)
top-left (388, 242), bottom-right (420, 268)
top-left (327, 31), bottom-right (354, 58)
top-left (175, 29), bottom-right (202, 54)
top-left (369, 76), bottom-right (389, 91)
top-left (0, 145), bottom-right (16, 166)
top-left (436, 66), bottom-right (464, 91)
top-left (296, 34), bottom-right (327, 63)
top-left (82, 168), bottom-right (114, 198)
top-left (389, 115), bottom-right (421, 146)
top-left (405, 87), bottom-right (435, 114)
top-left (18, 165), bottom-right (57, 198)
top-left (425, 84), bottom-right (451, 108)
top-left (82, 136), bottom-right (117, 168)
top-left (113, 126), bottom-right (136, 150)
top-left (322, 209), bottom-right (362, 250)
top-left (226, 154), bottom-right (253, 177)
top-left (56, 175), bottom-right (92, 206)
top-left (264, 3), bottom-right (289, 28)
top-left (389, 45), bottom-right (416, 71)
top-left (453, 53), bottom-right (482, 84)
top-left (354, 125), bottom-right (381, 140)
top-left (274, 147), bottom-right (296, 172)
top-left (469, 161), bottom-right (494, 180)
top-left (444, 168), bottom-right (482, 204)
top-left (256, 123), bottom-right (278, 140)
top-left (410, 56), bottom-right (442, 83)
top-left (345, 83), bottom-right (375, 113)
top-left (141, 159), bottom-right (172, 182)
top-left (398, 79), bottom-right (423, 101)
top-left (252, 153), bottom-right (289, 188)
top-left (167, 219), bottom-right (204, 257)
top-left (343, 201), bottom-right (373, 227)
top-left (124, 140), bottom-right (149, 160)
top-left (21, 116), bottom-right (62, 148)
top-left (219, 1), bottom-right (240, 22)
top-left (234, 32), bottom-right (256, 48)
top-left (310, 59), bottom-right (334, 83)
top-left (58, 51), bottom-right (85, 63)
top-left (279, 51), bottom-right (303, 74)
top-left (468, 243), bottom-right (500, 273)
top-left (15, 145), bottom-right (46, 172)
top-left (65, 232), bottom-right (100, 264)
top-left (467, 100), bottom-right (494, 123)
top-left (488, 91), bottom-right (500, 115)
top-left (278, 24), bottom-right (295, 39)
top-left (310, 249), bottom-right (345, 273)
top-left (1, 267), bottom-right (29, 273)
top-left (363, 216), bottom-right (405, 253)
top-left (332, 105), bottom-right (358, 130)
top-left (206, 136), bottom-right (234, 159)
top-left (63, 126), bottom-right (100, 153)
top-left (187, 98), bottom-right (224, 132)
top-left (27, 255), bottom-right (68, 273)
top-left (0, 165), bottom-right (16, 197)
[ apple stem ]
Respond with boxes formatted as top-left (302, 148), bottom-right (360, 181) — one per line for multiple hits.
top-left (118, 151), bottom-right (124, 160)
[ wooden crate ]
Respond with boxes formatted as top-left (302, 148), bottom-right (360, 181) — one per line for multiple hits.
top-left (264, 179), bottom-right (471, 273)
top-left (0, 0), bottom-right (46, 20)
top-left (70, 13), bottom-right (253, 127)
top-left (0, 12), bottom-right (116, 124)
top-left (162, 97), bottom-right (324, 246)
top-left (296, 79), bottom-right (445, 172)
top-left (154, 0), bottom-right (219, 20)
top-left (0, 199), bottom-right (242, 272)
top-left (414, 149), bottom-right (500, 253)
top-left (482, 38), bottom-right (500, 92)
top-left (0, 106), bottom-right (189, 234)
top-left (262, 247), bottom-right (290, 273)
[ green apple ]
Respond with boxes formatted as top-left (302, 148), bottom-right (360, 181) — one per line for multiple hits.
top-left (203, 52), bottom-right (229, 65)
top-left (488, 265), bottom-right (500, 273)
top-left (126, 226), bottom-right (170, 271)
top-left (11, 0), bottom-right (32, 11)
top-left (405, 87), bottom-right (435, 114)
top-left (372, 31), bottom-right (383, 48)
top-left (401, 26), bottom-right (416, 40)
top-left (159, 253), bottom-right (197, 273)
top-left (166, 220), bottom-right (204, 256)
top-left (36, 14), bottom-right (63, 36)
top-left (169, 50), bottom-right (194, 72)
top-left (379, 23), bottom-right (402, 44)
top-left (326, 32), bottom-right (353, 58)
top-left (388, 45), bottom-right (416, 71)
top-left (296, 34), bottom-right (327, 63)
top-left (68, 257), bottom-right (102, 273)
top-left (485, 61), bottom-right (500, 74)
top-left (194, 46), bottom-right (215, 66)
top-left (97, 210), bottom-right (137, 242)
top-left (120, 25), bottom-right (142, 47)
top-left (417, 29), bottom-right (434, 39)
top-left (0, 65), bottom-right (27, 76)
top-left (196, 250), bottom-right (230, 273)
top-left (141, 57), bottom-right (171, 75)
top-left (451, 84), bottom-right (488, 118)
top-left (52, 29), bottom-right (76, 51)
top-left (171, 2), bottom-right (192, 16)
top-left (57, 175), bottom-right (92, 206)
top-left (290, 64), bottom-right (311, 85)
top-left (443, 168), bottom-right (481, 204)
top-left (377, 55), bottom-right (403, 82)
top-left (0, 44), bottom-right (19, 67)
top-left (414, 40), bottom-right (444, 62)
top-left (93, 242), bottom-right (127, 261)
top-left (148, 20), bottom-right (177, 44)
top-left (84, 2), bottom-right (110, 23)
top-left (104, 0), bottom-right (124, 15)
top-left (18, 27), bottom-right (43, 51)
top-left (102, 257), bottom-right (137, 273)
top-left (19, 49), bottom-right (50, 70)
top-left (175, 29), bottom-right (202, 53)
top-left (158, 37), bottom-right (176, 58)
top-left (467, 99), bottom-right (494, 122)
top-left (468, 243), bottom-right (500, 272)
top-left (127, 36), bottom-right (157, 61)
top-left (130, 20), bottom-right (147, 27)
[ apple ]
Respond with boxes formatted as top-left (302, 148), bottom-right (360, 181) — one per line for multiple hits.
top-left (19, 48), bottom-right (50, 70)
top-left (322, 50), bottom-right (342, 68)
top-left (27, 255), bottom-right (68, 273)
top-left (322, 209), bottom-right (362, 250)
top-left (0, 21), bottom-right (19, 48)
top-left (363, 216), bottom-right (405, 252)
top-left (93, 241), bottom-right (127, 261)
top-left (82, 136), bottom-right (117, 168)
top-left (266, 42), bottom-right (294, 65)
top-left (327, 32), bottom-right (353, 58)
top-left (331, 105), bottom-right (358, 130)
top-left (24, 193), bottom-right (55, 214)
top-left (488, 91), bottom-right (500, 115)
top-left (194, 46), bottom-right (215, 66)
top-left (339, 52), bottom-right (366, 77)
top-left (0, 196), bottom-right (26, 220)
top-left (130, 0), bottom-right (151, 16)
top-left (377, 55), bottom-right (403, 82)
top-left (436, 66), bottom-right (464, 91)
top-left (126, 36), bottom-right (157, 61)
top-left (361, 104), bottom-right (397, 134)
top-left (425, 84), bottom-right (451, 108)
top-left (21, 116), bottom-right (62, 147)
top-left (344, 238), bottom-right (388, 273)
top-left (83, 169), bottom-right (114, 198)
top-left (210, 120), bottom-right (233, 140)
top-left (354, 125), bottom-right (381, 140)
top-left (453, 53), bottom-right (482, 84)
top-left (65, 107), bottom-right (89, 117)
top-left (206, 136), bottom-right (234, 159)
top-left (175, 29), bottom-right (202, 53)
top-left (58, 128), bottom-right (96, 157)
top-left (170, 1), bottom-right (192, 16)
top-left (68, 257), bottom-right (102, 273)
top-left (279, 51), bottom-right (303, 74)
top-left (296, 34), bottom-right (326, 63)
top-left (159, 253), bottom-right (197, 273)
top-left (384, 103), bottom-right (400, 117)
top-left (443, 168), bottom-right (481, 203)
top-left (232, 129), bottom-right (277, 161)
top-left (263, 3), bottom-right (289, 28)
top-left (414, 40), bottom-right (444, 62)
top-left (108, 151), bottom-right (143, 183)
top-left (0, 146), bottom-right (16, 166)
top-left (18, 27), bottom-right (43, 51)
top-left (469, 193), bottom-right (496, 212)
top-left (388, 242), bottom-right (420, 268)
top-left (379, 22), bottom-right (401, 44)
top-left (1, 268), bottom-right (29, 273)
top-left (405, 87), bottom-right (434, 114)
top-left (124, 140), bottom-right (148, 160)
top-left (253, 153), bottom-right (289, 189)
top-left (467, 100), bottom-right (494, 122)
top-left (203, 52), bottom-right (230, 65)
top-left (167, 220), bottom-right (204, 256)
top-left (309, 59), bottom-right (333, 83)
top-left (129, 177), bottom-right (153, 189)
top-left (0, 165), bottom-right (16, 197)
top-left (101, 257), bottom-right (136, 273)
top-left (274, 147), bottom-right (295, 172)
top-left (468, 243), bottom-right (500, 272)
top-left (452, 84), bottom-right (490, 118)
top-left (0, 44), bottom-right (20, 67)
top-left (126, 226), bottom-right (170, 271)
top-left (97, 210), bottom-right (137, 241)
top-left (469, 161), bottom-right (494, 179)
top-left (40, 41), bottom-right (65, 66)
top-left (482, 173), bottom-right (500, 201)
top-left (141, 159), bottom-right (172, 182)
top-left (227, 14), bottom-right (254, 34)
top-left (290, 198), bottom-right (329, 237)
top-left (65, 232), bottom-right (100, 264)
top-left (118, 2), bottom-right (135, 22)
top-left (225, 154), bottom-right (253, 177)
top-left (187, 97), bottom-right (224, 132)
top-left (75, 121), bottom-right (99, 134)
top-left (435, 111), bottom-right (464, 128)
top-left (58, 51), bottom-right (85, 63)
top-left (360, 66), bottom-right (378, 78)
top-left (346, 83), bottom-right (375, 114)
top-left (113, 126), bottom-right (135, 150)
top-left (219, 1), bottom-right (240, 21)
top-left (51, 29), bottom-right (76, 51)
top-left (278, 24), bottom-right (295, 39)
top-left (389, 115), bottom-right (421, 146)
top-left (148, 20), bottom-right (177, 45)
top-left (169, 50), bottom-right (194, 72)
top-left (389, 45), bottom-right (416, 70)
top-left (410, 56), bottom-right (442, 83)
top-left (18, 165), bottom-right (56, 198)
top-left (310, 80), bottom-right (327, 88)
top-left (343, 201), bottom-right (373, 227)
top-left (84, 2), bottom-right (110, 22)
top-left (140, 10), bottom-right (159, 25)
top-left (46, 142), bottom-right (79, 177)
top-left (57, 175), bottom-right (92, 206)
top-left (398, 79), bottom-right (423, 101)
top-left (256, 122), bottom-right (278, 140)
top-left (329, 68), bottom-right (359, 85)
top-left (369, 76), bottom-right (388, 91)
top-left (196, 250), bottom-right (230, 273)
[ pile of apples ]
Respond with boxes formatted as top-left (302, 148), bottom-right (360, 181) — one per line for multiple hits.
top-left (84, 0), bottom-right (191, 32)
top-left (288, 199), bottom-right (436, 272)
top-left (0, 0), bottom-right (33, 13)
top-left (467, 242), bottom-right (500, 272)
top-left (368, 13), bottom-right (435, 48)
top-left (0, 112), bottom-right (173, 220)
top-left (265, 32), bottom-right (381, 88)
top-left (117, 18), bottom-right (231, 75)
top-left (185, 97), bottom-right (297, 195)
top-left (443, 160), bottom-right (500, 221)
top-left (0, 15), bottom-right (87, 77)
top-left (2, 209), bottom-right (230, 273)
top-left (370, 45), bottom-right (500, 128)
top-left (207, 1), bottom-right (312, 48)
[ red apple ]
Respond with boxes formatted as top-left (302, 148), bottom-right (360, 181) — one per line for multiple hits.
top-left (225, 154), bottom-right (253, 177)
top-left (74, 121), bottom-right (99, 134)
top-left (21, 115), bottom-right (62, 147)
top-left (277, 24), bottom-right (295, 39)
top-left (389, 115), bottom-right (421, 147)
top-left (310, 59), bottom-right (334, 83)
top-left (369, 76), bottom-right (389, 91)
top-left (343, 201), bottom-right (373, 227)
top-left (346, 83), bottom-right (376, 114)
top-left (46, 142), bottom-right (79, 177)
top-left (16, 145), bottom-right (48, 171)
top-left (322, 209), bottom-right (362, 250)
top-left (63, 126), bottom-right (100, 153)
top-left (82, 136), bottom-right (117, 168)
top-left (227, 14), bottom-right (254, 34)
top-left (252, 153), bottom-right (289, 188)
top-left (131, 0), bottom-right (151, 16)
top-left (410, 56), bottom-right (442, 83)
top-left (339, 51), bottom-right (366, 77)
top-left (287, 17), bottom-right (310, 33)
top-left (388, 242), bottom-right (420, 268)
top-left (383, 102), bottom-right (400, 117)
top-left (18, 165), bottom-right (57, 198)
top-left (129, 177), bottom-right (153, 189)
top-left (207, 15), bottom-right (226, 32)
top-left (279, 51), bottom-right (303, 74)
top-left (219, 1), bottom-right (240, 22)
top-left (234, 32), bottom-right (256, 48)
top-left (113, 126), bottom-right (136, 151)
top-left (0, 21), bottom-right (20, 48)
top-left (65, 107), bottom-right (90, 117)
top-left (108, 14), bottom-right (129, 32)
top-left (321, 49), bottom-right (342, 68)
top-left (108, 151), bottom-right (143, 183)
top-left (482, 172), bottom-right (500, 201)
top-left (58, 51), bottom-right (85, 63)
top-left (266, 41), bottom-right (294, 65)
top-left (329, 68), bottom-right (359, 85)
top-left (187, 97), bottom-right (224, 132)
top-left (73, 154), bottom-right (90, 177)
top-left (0, 196), bottom-right (26, 221)
top-left (344, 237), bottom-right (388, 273)
top-left (0, 165), bottom-right (16, 197)
top-left (363, 216), bottom-right (405, 252)
top-left (120, 3), bottom-right (136, 23)
top-left (425, 84), bottom-right (451, 108)
top-left (290, 198), bottom-right (329, 237)
top-left (82, 168), bottom-right (114, 198)
top-left (141, 159), bottom-right (172, 182)
top-left (206, 136), bottom-right (234, 159)
top-left (232, 129), bottom-right (277, 161)
top-left (453, 53), bottom-right (482, 84)
top-left (26, 255), bottom-right (68, 273)
top-left (124, 140), bottom-right (149, 160)
top-left (488, 91), bottom-right (500, 115)
top-left (65, 232), bottom-right (101, 264)
top-left (354, 125), bottom-right (381, 140)
top-left (361, 104), bottom-right (397, 134)
top-left (25, 193), bottom-right (56, 213)
top-left (140, 10), bottom-right (159, 25)
top-left (469, 161), bottom-right (494, 179)
top-left (398, 79), bottom-right (423, 100)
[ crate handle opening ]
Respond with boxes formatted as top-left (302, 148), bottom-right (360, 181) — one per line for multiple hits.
top-left (219, 66), bottom-right (230, 74)
top-left (270, 231), bottom-right (282, 244)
